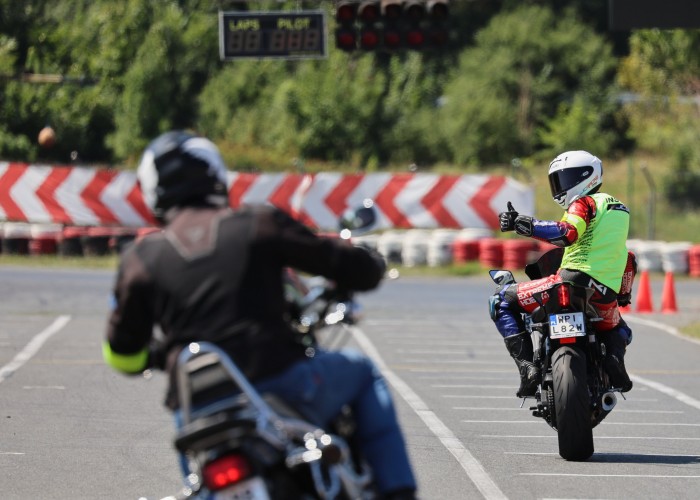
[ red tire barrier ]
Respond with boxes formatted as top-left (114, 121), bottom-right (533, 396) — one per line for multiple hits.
top-left (503, 239), bottom-right (539, 271)
top-left (479, 238), bottom-right (504, 268)
top-left (689, 245), bottom-right (700, 277)
top-left (453, 239), bottom-right (480, 263)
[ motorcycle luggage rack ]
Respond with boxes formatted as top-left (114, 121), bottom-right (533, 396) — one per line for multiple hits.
top-left (174, 342), bottom-right (373, 499)
top-left (176, 342), bottom-right (319, 449)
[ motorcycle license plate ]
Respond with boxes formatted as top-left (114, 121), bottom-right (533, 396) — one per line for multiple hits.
top-left (212, 476), bottom-right (270, 500)
top-left (549, 312), bottom-right (586, 338)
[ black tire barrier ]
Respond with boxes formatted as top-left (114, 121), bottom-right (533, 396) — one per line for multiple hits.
top-left (59, 227), bottom-right (86, 256)
top-left (2, 237), bottom-right (30, 255)
top-left (81, 231), bottom-right (112, 256)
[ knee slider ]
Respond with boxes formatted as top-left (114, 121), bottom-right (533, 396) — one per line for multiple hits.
top-left (488, 293), bottom-right (501, 321)
top-left (489, 286), bottom-right (514, 321)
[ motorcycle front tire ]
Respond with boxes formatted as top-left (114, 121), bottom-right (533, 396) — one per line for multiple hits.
top-left (552, 345), bottom-right (594, 461)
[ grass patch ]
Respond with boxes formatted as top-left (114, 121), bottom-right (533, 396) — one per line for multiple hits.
top-left (0, 254), bottom-right (489, 277)
top-left (0, 254), bottom-right (119, 269)
top-left (680, 322), bottom-right (700, 341)
top-left (389, 261), bottom-right (491, 278)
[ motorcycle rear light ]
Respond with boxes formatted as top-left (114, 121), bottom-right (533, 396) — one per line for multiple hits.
top-left (202, 454), bottom-right (252, 491)
top-left (558, 284), bottom-right (571, 308)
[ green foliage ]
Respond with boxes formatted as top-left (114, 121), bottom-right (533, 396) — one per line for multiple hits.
top-left (439, 5), bottom-right (616, 165)
top-left (663, 145), bottom-right (700, 209)
top-left (538, 96), bottom-right (616, 157)
top-left (0, 0), bottom-right (688, 181)
top-left (617, 30), bottom-right (700, 212)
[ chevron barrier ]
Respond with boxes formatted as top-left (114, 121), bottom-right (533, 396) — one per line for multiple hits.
top-left (0, 163), bottom-right (534, 230)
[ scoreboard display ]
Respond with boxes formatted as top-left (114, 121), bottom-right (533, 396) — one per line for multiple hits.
top-left (219, 11), bottom-right (327, 60)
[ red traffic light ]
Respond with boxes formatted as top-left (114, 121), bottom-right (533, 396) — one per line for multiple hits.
top-left (336, 0), bottom-right (450, 52)
top-left (406, 29), bottom-right (425, 48)
top-left (384, 29), bottom-right (402, 49)
top-left (335, 28), bottom-right (357, 51)
top-left (360, 28), bottom-right (381, 49)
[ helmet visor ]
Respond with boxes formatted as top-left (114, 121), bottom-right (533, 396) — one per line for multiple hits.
top-left (549, 165), bottom-right (594, 198)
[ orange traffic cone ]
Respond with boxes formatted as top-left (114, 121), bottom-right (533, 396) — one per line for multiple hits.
top-left (661, 271), bottom-right (678, 314)
top-left (636, 270), bottom-right (653, 313)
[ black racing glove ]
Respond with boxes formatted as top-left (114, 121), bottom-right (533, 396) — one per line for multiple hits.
top-left (513, 214), bottom-right (534, 237)
top-left (499, 202), bottom-right (519, 232)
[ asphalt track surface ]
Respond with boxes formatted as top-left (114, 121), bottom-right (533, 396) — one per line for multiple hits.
top-left (1, 266), bottom-right (699, 500)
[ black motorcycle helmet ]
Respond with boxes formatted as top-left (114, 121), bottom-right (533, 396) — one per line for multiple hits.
top-left (137, 131), bottom-right (229, 222)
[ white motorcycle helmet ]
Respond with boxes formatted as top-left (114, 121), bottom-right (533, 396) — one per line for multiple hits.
top-left (137, 131), bottom-right (229, 221)
top-left (547, 150), bottom-right (603, 208)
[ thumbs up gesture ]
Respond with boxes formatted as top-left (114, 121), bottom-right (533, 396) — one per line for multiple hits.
top-left (499, 202), bottom-right (519, 232)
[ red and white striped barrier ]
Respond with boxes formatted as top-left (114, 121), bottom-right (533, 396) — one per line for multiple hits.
top-left (0, 163), bottom-right (534, 230)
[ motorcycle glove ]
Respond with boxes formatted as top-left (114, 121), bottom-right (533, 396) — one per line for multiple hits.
top-left (499, 210), bottom-right (518, 232)
top-left (513, 215), bottom-right (534, 237)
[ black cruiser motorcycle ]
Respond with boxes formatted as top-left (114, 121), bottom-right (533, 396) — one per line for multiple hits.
top-left (154, 202), bottom-right (381, 499)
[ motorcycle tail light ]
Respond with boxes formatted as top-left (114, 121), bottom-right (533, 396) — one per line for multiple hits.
top-left (558, 284), bottom-right (571, 308)
top-left (202, 454), bottom-right (252, 491)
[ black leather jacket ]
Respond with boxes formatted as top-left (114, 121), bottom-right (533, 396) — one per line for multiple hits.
top-left (106, 204), bottom-right (385, 408)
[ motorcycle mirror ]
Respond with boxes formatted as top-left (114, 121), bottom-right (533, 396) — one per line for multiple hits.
top-left (489, 270), bottom-right (515, 286)
top-left (339, 199), bottom-right (377, 239)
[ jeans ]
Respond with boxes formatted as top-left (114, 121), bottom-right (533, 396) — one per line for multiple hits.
top-left (175, 348), bottom-right (416, 495)
top-left (255, 349), bottom-right (416, 494)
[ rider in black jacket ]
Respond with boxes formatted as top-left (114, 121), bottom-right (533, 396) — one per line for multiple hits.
top-left (103, 130), bottom-right (417, 499)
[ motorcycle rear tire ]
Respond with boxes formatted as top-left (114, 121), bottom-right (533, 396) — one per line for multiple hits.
top-left (552, 345), bottom-right (594, 461)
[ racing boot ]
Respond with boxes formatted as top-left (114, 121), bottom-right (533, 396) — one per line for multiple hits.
top-left (504, 332), bottom-right (538, 397)
top-left (604, 328), bottom-right (633, 392)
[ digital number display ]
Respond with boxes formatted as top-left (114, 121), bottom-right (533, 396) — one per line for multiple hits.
top-left (219, 11), bottom-right (327, 60)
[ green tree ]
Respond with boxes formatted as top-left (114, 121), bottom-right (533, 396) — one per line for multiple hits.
top-left (538, 96), bottom-right (616, 156)
top-left (439, 5), bottom-right (616, 165)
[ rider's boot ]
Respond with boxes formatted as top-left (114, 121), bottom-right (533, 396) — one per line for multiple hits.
top-left (504, 332), bottom-right (538, 397)
top-left (604, 328), bottom-right (633, 392)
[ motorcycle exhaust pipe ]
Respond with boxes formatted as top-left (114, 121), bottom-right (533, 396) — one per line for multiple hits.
top-left (601, 391), bottom-right (617, 412)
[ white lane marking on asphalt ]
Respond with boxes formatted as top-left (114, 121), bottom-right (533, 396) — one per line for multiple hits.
top-left (483, 435), bottom-right (700, 440)
top-left (631, 374), bottom-right (700, 412)
top-left (350, 326), bottom-right (507, 500)
top-left (626, 316), bottom-right (700, 346)
top-left (0, 452), bottom-right (25, 455)
top-left (0, 315), bottom-right (71, 383)
top-left (464, 420), bottom-right (700, 426)
top-left (23, 386), bottom-right (66, 390)
top-left (454, 407), bottom-right (682, 414)
top-left (388, 340), bottom-right (502, 346)
top-left (507, 452), bottom-right (700, 457)
top-left (616, 317), bottom-right (700, 411)
top-left (404, 358), bottom-right (512, 365)
top-left (418, 374), bottom-right (512, 380)
top-left (432, 384), bottom-right (516, 389)
top-left (523, 473), bottom-right (700, 478)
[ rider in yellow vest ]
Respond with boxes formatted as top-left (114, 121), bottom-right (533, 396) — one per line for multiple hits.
top-left (490, 151), bottom-right (635, 397)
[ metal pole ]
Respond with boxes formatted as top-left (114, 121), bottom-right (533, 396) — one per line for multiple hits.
top-left (627, 158), bottom-right (634, 237)
top-left (640, 163), bottom-right (656, 240)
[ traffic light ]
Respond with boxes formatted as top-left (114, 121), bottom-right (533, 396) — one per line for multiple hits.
top-left (358, 1), bottom-right (381, 50)
top-left (334, 1), bottom-right (451, 52)
top-left (427, 0), bottom-right (449, 20)
top-left (335, 1), bottom-right (358, 51)
top-left (403, 1), bottom-right (427, 50)
top-left (426, 0), bottom-right (449, 47)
